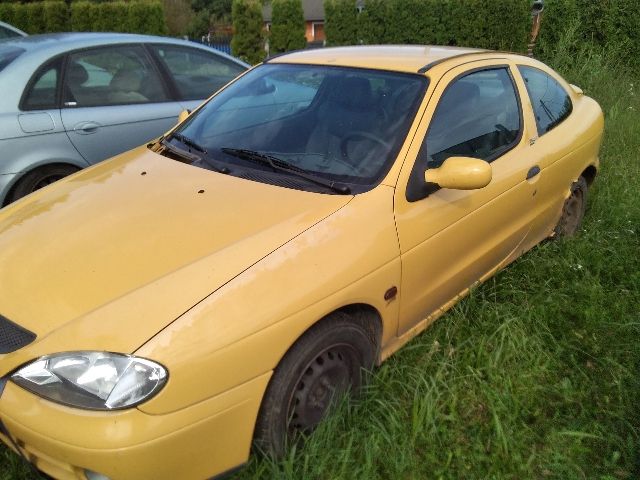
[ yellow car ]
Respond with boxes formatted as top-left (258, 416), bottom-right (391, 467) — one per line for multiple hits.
top-left (0, 46), bottom-right (603, 480)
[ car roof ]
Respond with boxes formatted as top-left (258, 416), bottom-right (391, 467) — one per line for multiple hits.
top-left (0, 32), bottom-right (248, 67)
top-left (267, 45), bottom-right (524, 74)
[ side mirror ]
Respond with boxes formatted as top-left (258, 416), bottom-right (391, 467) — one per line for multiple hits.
top-left (424, 156), bottom-right (492, 190)
top-left (177, 109), bottom-right (191, 124)
top-left (570, 84), bottom-right (584, 96)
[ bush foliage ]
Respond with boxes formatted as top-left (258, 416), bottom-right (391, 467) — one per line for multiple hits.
top-left (324, 0), bottom-right (530, 51)
top-left (231, 0), bottom-right (264, 64)
top-left (537, 0), bottom-right (640, 70)
top-left (0, 1), bottom-right (167, 35)
top-left (270, 0), bottom-right (306, 54)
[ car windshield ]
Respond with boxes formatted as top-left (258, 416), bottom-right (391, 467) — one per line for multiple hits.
top-left (0, 46), bottom-right (24, 72)
top-left (174, 63), bottom-right (427, 190)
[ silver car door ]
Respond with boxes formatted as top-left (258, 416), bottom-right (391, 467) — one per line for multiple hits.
top-left (60, 44), bottom-right (183, 165)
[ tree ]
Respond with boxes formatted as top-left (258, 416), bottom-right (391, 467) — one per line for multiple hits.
top-left (270, 0), bottom-right (306, 54)
top-left (231, 0), bottom-right (264, 64)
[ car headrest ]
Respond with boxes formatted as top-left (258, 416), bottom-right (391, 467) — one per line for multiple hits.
top-left (326, 76), bottom-right (374, 111)
top-left (110, 68), bottom-right (143, 92)
top-left (67, 62), bottom-right (88, 88)
top-left (437, 81), bottom-right (480, 116)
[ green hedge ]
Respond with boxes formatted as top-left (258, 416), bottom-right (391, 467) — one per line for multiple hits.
top-left (537, 0), bottom-right (640, 70)
top-left (0, 1), bottom-right (167, 35)
top-left (270, 0), bottom-right (306, 54)
top-left (231, 0), bottom-right (264, 64)
top-left (325, 0), bottom-right (530, 51)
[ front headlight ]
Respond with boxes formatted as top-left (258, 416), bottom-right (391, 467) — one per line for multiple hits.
top-left (11, 352), bottom-right (168, 410)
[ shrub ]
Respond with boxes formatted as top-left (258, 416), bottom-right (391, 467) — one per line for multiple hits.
top-left (325, 0), bottom-right (529, 51)
top-left (11, 4), bottom-right (29, 34)
top-left (44, 1), bottom-right (69, 32)
top-left (25, 2), bottom-right (45, 34)
top-left (71, 1), bottom-right (100, 32)
top-left (270, 0), bottom-right (306, 54)
top-left (0, 4), bottom-right (14, 27)
top-left (324, 0), bottom-right (357, 46)
top-left (231, 0), bottom-right (264, 64)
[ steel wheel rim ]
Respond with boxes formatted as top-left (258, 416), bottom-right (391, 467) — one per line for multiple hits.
top-left (286, 344), bottom-right (360, 434)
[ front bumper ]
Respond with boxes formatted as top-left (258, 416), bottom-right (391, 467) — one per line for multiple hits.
top-left (0, 372), bottom-right (271, 480)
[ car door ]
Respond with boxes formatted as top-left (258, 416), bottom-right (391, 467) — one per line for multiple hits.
top-left (148, 44), bottom-right (247, 111)
top-left (394, 61), bottom-right (541, 334)
top-left (60, 44), bottom-right (183, 165)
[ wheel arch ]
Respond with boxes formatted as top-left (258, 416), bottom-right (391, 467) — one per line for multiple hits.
top-left (581, 164), bottom-right (597, 186)
top-left (2, 161), bottom-right (83, 206)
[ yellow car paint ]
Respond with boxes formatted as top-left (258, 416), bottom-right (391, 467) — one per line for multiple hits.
top-left (0, 46), bottom-right (604, 480)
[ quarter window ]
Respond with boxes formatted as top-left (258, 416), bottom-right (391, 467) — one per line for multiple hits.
top-left (62, 46), bottom-right (168, 108)
top-left (518, 66), bottom-right (572, 135)
top-left (152, 45), bottom-right (246, 101)
top-left (23, 59), bottom-right (61, 110)
top-left (424, 68), bottom-right (521, 168)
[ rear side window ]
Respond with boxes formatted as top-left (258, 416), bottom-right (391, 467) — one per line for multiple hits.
top-left (424, 67), bottom-right (521, 168)
top-left (63, 46), bottom-right (169, 107)
top-left (152, 45), bottom-right (246, 101)
top-left (518, 66), bottom-right (572, 135)
top-left (22, 59), bottom-right (61, 110)
top-left (0, 46), bottom-right (24, 72)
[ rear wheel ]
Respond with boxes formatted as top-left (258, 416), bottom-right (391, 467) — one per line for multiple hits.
top-left (554, 176), bottom-right (588, 237)
top-left (254, 312), bottom-right (376, 457)
top-left (8, 165), bottom-right (80, 204)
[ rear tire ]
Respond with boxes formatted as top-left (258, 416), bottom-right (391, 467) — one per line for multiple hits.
top-left (554, 176), bottom-right (588, 237)
top-left (254, 312), bottom-right (376, 458)
top-left (8, 165), bottom-right (80, 204)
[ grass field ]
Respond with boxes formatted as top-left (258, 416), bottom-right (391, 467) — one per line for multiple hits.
top-left (2, 45), bottom-right (639, 479)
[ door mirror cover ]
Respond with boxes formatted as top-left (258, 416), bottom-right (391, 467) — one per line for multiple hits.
top-left (424, 156), bottom-right (492, 190)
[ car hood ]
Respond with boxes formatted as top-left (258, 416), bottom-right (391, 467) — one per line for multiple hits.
top-left (0, 147), bottom-right (351, 370)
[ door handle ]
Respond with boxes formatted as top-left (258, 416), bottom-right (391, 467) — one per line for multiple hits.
top-left (526, 165), bottom-right (541, 180)
top-left (73, 121), bottom-right (101, 134)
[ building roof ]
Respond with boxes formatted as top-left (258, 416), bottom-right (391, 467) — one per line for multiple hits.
top-left (263, 0), bottom-right (325, 22)
top-left (267, 45), bottom-right (498, 73)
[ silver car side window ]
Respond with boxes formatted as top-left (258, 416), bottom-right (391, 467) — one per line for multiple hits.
top-left (63, 46), bottom-right (169, 108)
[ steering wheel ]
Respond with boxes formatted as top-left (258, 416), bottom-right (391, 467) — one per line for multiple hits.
top-left (339, 131), bottom-right (392, 166)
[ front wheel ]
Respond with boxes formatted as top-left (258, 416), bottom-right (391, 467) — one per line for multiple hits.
top-left (554, 176), bottom-right (588, 237)
top-left (254, 313), bottom-right (376, 457)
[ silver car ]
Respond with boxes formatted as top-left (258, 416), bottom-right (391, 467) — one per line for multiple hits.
top-left (0, 33), bottom-right (248, 205)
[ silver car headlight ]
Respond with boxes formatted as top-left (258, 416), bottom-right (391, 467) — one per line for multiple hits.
top-left (11, 352), bottom-right (168, 410)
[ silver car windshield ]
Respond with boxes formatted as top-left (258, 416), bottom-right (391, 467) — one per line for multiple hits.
top-left (176, 64), bottom-right (427, 186)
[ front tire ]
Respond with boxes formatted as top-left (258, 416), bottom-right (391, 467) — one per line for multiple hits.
top-left (254, 312), bottom-right (376, 457)
top-left (554, 176), bottom-right (588, 237)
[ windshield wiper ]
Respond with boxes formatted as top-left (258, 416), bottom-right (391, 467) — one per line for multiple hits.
top-left (160, 135), bottom-right (230, 174)
top-left (221, 148), bottom-right (351, 194)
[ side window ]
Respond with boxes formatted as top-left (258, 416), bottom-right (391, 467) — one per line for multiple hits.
top-left (23, 59), bottom-right (61, 110)
top-left (152, 45), bottom-right (246, 101)
top-left (425, 68), bottom-right (521, 168)
top-left (63, 46), bottom-right (169, 108)
top-left (518, 66), bottom-right (572, 135)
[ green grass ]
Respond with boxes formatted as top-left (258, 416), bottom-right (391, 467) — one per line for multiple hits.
top-left (2, 44), bottom-right (639, 479)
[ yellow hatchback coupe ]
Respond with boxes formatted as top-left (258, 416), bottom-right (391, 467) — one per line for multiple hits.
top-left (0, 46), bottom-right (603, 480)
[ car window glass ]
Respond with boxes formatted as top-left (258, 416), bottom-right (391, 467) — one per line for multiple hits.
top-left (518, 65), bottom-right (572, 135)
top-left (424, 68), bottom-right (521, 168)
top-left (152, 45), bottom-right (246, 101)
top-left (63, 46), bottom-right (168, 107)
top-left (23, 60), bottom-right (60, 110)
top-left (0, 25), bottom-right (21, 39)
top-left (0, 46), bottom-right (24, 72)
top-left (177, 64), bottom-right (427, 186)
